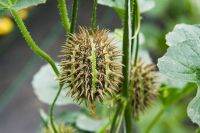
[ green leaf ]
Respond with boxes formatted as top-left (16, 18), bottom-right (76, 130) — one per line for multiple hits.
top-left (31, 64), bottom-right (75, 105)
top-left (12, 0), bottom-right (47, 10)
top-left (158, 24), bottom-right (200, 83)
top-left (187, 89), bottom-right (200, 126)
top-left (76, 114), bottom-right (108, 132)
top-left (0, 0), bottom-right (47, 16)
top-left (158, 24), bottom-right (200, 126)
top-left (166, 24), bottom-right (200, 47)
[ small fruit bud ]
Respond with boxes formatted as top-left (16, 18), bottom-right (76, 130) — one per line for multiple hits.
top-left (59, 27), bottom-right (123, 104)
top-left (130, 60), bottom-right (158, 119)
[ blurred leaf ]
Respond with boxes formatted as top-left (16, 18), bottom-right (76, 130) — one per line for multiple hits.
top-left (31, 64), bottom-right (75, 105)
top-left (76, 114), bottom-right (107, 132)
top-left (158, 24), bottom-right (200, 126)
top-left (158, 24), bottom-right (200, 83)
top-left (58, 110), bottom-right (82, 124)
top-left (159, 83), bottom-right (196, 106)
top-left (39, 109), bottom-right (49, 128)
top-left (158, 73), bottom-right (187, 89)
top-left (166, 24), bottom-right (200, 47)
top-left (98, 0), bottom-right (155, 13)
top-left (0, 0), bottom-right (46, 16)
top-left (137, 102), bottom-right (192, 133)
top-left (12, 0), bottom-right (46, 10)
top-left (98, 0), bottom-right (155, 19)
top-left (187, 88), bottom-right (200, 126)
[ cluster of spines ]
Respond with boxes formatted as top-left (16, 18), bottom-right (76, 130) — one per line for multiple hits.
top-left (130, 60), bottom-right (158, 119)
top-left (59, 27), bottom-right (123, 103)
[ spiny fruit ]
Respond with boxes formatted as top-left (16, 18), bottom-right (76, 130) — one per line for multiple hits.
top-left (130, 60), bottom-right (158, 119)
top-left (59, 27), bottom-right (123, 104)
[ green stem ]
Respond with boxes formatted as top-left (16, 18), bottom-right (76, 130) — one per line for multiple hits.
top-left (110, 101), bottom-right (126, 133)
top-left (0, 1), bottom-right (10, 8)
top-left (145, 108), bottom-right (165, 133)
top-left (133, 34), bottom-right (139, 66)
top-left (57, 0), bottom-right (71, 34)
top-left (91, 0), bottom-right (98, 29)
top-left (10, 10), bottom-right (60, 76)
top-left (11, 9), bottom-right (62, 133)
top-left (130, 0), bottom-right (136, 57)
top-left (131, 0), bottom-right (141, 40)
top-left (70, 0), bottom-right (79, 34)
top-left (50, 84), bottom-right (64, 133)
top-left (122, 0), bottom-right (133, 132)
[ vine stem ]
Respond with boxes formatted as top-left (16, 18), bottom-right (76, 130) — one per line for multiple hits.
top-left (145, 108), bottom-right (164, 133)
top-left (50, 84), bottom-right (64, 133)
top-left (110, 0), bottom-right (133, 132)
top-left (10, 9), bottom-right (62, 133)
top-left (123, 0), bottom-right (133, 132)
top-left (10, 10), bottom-right (60, 76)
top-left (133, 34), bottom-right (139, 66)
top-left (70, 0), bottom-right (79, 34)
top-left (91, 0), bottom-right (98, 29)
top-left (57, 0), bottom-right (71, 34)
top-left (0, 1), bottom-right (10, 8)
top-left (110, 101), bottom-right (127, 133)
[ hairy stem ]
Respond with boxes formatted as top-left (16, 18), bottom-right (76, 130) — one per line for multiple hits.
top-left (10, 10), bottom-right (60, 76)
top-left (91, 0), bottom-right (98, 29)
top-left (57, 0), bottom-right (71, 34)
top-left (123, 0), bottom-right (133, 132)
top-left (50, 84), bottom-right (64, 133)
top-left (11, 9), bottom-right (62, 133)
top-left (70, 0), bottom-right (79, 34)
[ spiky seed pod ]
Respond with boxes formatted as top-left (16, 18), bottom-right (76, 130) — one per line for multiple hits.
top-left (43, 124), bottom-right (76, 133)
top-left (59, 27), bottom-right (123, 103)
top-left (130, 60), bottom-right (158, 119)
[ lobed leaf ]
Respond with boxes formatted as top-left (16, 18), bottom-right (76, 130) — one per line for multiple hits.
top-left (158, 24), bottom-right (200, 126)
top-left (31, 64), bottom-right (75, 105)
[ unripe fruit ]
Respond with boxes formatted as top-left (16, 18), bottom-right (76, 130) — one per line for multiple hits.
top-left (131, 60), bottom-right (158, 119)
top-left (0, 17), bottom-right (14, 36)
top-left (59, 27), bottom-right (123, 103)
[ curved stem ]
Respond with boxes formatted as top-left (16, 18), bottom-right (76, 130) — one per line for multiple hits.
top-left (130, 0), bottom-right (136, 57)
top-left (131, 0), bottom-right (141, 40)
top-left (70, 0), bottom-right (79, 34)
top-left (50, 84), bottom-right (64, 133)
top-left (110, 101), bottom-right (126, 133)
top-left (145, 108), bottom-right (165, 133)
top-left (133, 34), bottom-right (139, 66)
top-left (10, 9), bottom-right (60, 76)
top-left (0, 1), bottom-right (10, 8)
top-left (57, 0), bottom-right (71, 34)
top-left (91, 0), bottom-right (98, 29)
